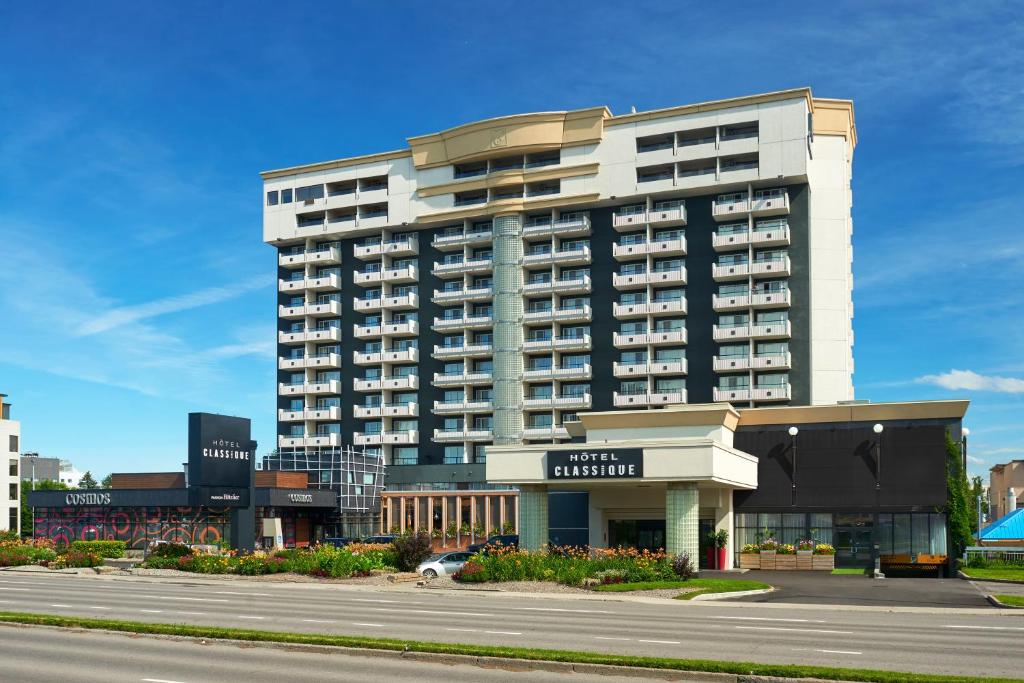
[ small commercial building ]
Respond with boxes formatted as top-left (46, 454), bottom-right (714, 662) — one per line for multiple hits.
top-left (1, 394), bottom-right (20, 534)
top-left (989, 461), bottom-right (1024, 521)
top-left (487, 400), bottom-right (966, 572)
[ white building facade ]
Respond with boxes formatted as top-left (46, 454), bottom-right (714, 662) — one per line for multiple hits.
top-left (1, 395), bottom-right (21, 534)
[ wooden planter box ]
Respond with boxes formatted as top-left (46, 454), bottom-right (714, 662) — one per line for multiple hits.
top-left (759, 550), bottom-right (776, 570)
top-left (812, 554), bottom-right (835, 570)
top-left (775, 554), bottom-right (796, 570)
top-left (739, 553), bottom-right (760, 569)
top-left (796, 550), bottom-right (813, 570)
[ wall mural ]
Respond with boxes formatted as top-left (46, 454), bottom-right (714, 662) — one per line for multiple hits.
top-left (33, 506), bottom-right (231, 549)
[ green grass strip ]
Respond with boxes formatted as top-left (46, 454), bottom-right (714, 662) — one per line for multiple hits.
top-left (960, 567), bottom-right (1024, 582)
top-left (831, 568), bottom-right (866, 575)
top-left (995, 594), bottom-right (1024, 607)
top-left (674, 578), bottom-right (771, 600)
top-left (0, 611), bottom-right (1011, 683)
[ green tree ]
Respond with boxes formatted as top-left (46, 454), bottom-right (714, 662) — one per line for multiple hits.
top-left (20, 479), bottom-right (69, 537)
top-left (970, 476), bottom-right (988, 528)
top-left (945, 434), bottom-right (973, 556)
top-left (78, 471), bottom-right (98, 489)
top-left (101, 474), bottom-right (113, 488)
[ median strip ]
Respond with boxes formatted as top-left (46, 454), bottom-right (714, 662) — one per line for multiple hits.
top-left (0, 611), bottom-right (1017, 683)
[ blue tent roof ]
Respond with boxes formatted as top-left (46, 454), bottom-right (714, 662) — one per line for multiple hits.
top-left (980, 508), bottom-right (1024, 541)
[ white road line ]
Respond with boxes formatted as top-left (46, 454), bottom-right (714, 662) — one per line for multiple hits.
top-left (373, 607), bottom-right (493, 617)
top-left (350, 598), bottom-right (419, 604)
top-left (0, 587), bottom-right (31, 591)
top-left (50, 604), bottom-right (71, 608)
top-left (352, 622), bottom-right (385, 627)
top-left (214, 591), bottom-right (272, 597)
top-left (446, 628), bottom-right (478, 633)
top-left (176, 611), bottom-right (205, 616)
top-left (302, 619), bottom-right (336, 623)
top-left (142, 678), bottom-right (189, 683)
top-left (485, 630), bottom-right (522, 635)
top-left (140, 595), bottom-right (229, 603)
top-left (511, 607), bottom-right (613, 614)
top-left (943, 624), bottom-right (1024, 631)
top-left (237, 616), bottom-right (265, 620)
top-left (594, 636), bottom-right (632, 641)
top-left (734, 626), bottom-right (853, 635)
top-left (140, 610), bottom-right (164, 614)
top-left (639, 639), bottom-right (680, 644)
top-left (87, 606), bottom-right (111, 610)
top-left (712, 615), bottom-right (826, 623)
top-left (793, 648), bottom-right (863, 655)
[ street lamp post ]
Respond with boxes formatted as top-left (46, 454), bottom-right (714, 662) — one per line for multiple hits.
top-left (788, 426), bottom-right (799, 506)
top-left (872, 423), bottom-right (884, 579)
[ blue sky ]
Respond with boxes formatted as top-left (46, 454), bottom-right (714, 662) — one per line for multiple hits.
top-left (0, 2), bottom-right (1021, 481)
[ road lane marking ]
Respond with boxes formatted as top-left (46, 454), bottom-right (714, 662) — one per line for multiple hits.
top-left (350, 598), bottom-right (419, 604)
top-left (373, 608), bottom-right (493, 617)
top-left (0, 587), bottom-right (32, 591)
top-left (303, 619), bottom-right (336, 623)
top-left (712, 615), bottom-right (826, 623)
top-left (594, 636), bottom-right (632, 641)
top-left (140, 595), bottom-right (229, 603)
top-left (485, 630), bottom-right (522, 635)
top-left (734, 626), bottom-right (853, 635)
top-left (639, 639), bottom-right (681, 644)
top-left (943, 625), bottom-right (1024, 631)
top-left (214, 591), bottom-right (272, 597)
top-left (510, 607), bottom-right (613, 614)
top-left (87, 606), bottom-right (111, 610)
top-left (237, 616), bottom-right (265, 620)
top-left (140, 610), bottom-right (164, 613)
top-left (176, 611), bottom-right (205, 616)
top-left (793, 648), bottom-right (862, 655)
top-left (446, 628), bottom-right (478, 632)
top-left (142, 679), bottom-right (190, 683)
top-left (352, 622), bottom-right (385, 627)
top-left (50, 604), bottom-right (71, 608)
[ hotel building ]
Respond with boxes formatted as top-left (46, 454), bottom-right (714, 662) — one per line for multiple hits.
top-left (1, 394), bottom-right (21, 534)
top-left (261, 88), bottom-right (856, 536)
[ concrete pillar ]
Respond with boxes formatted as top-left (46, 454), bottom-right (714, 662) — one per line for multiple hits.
top-left (518, 484), bottom-right (549, 551)
top-left (492, 213), bottom-right (524, 445)
top-left (666, 482), bottom-right (699, 563)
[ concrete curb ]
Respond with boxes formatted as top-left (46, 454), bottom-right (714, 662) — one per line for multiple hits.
top-left (690, 587), bottom-right (775, 601)
top-left (0, 620), bottom-right (876, 683)
top-left (959, 570), bottom-right (1024, 585)
top-left (986, 594), bottom-right (1024, 610)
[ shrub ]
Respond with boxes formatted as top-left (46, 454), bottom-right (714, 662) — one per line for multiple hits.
top-left (671, 552), bottom-right (695, 580)
top-left (148, 542), bottom-right (192, 558)
top-left (594, 568), bottom-right (627, 585)
top-left (740, 544), bottom-right (760, 554)
top-left (392, 532), bottom-right (432, 572)
top-left (0, 538), bottom-right (57, 567)
top-left (777, 543), bottom-right (795, 555)
top-left (68, 540), bottom-right (127, 559)
top-left (53, 551), bottom-right (103, 569)
top-left (453, 561), bottom-right (489, 582)
top-left (813, 543), bottom-right (835, 555)
top-left (0, 530), bottom-right (19, 542)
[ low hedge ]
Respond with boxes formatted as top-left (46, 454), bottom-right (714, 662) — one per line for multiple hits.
top-left (68, 541), bottom-right (126, 559)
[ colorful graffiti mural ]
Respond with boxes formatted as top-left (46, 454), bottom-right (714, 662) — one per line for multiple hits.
top-left (33, 506), bottom-right (231, 549)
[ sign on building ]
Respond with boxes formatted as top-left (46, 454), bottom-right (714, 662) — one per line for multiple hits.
top-left (188, 413), bottom-right (256, 507)
top-left (545, 448), bottom-right (644, 480)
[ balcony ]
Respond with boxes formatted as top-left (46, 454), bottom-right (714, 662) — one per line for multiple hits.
top-left (352, 347), bottom-right (419, 365)
top-left (432, 229), bottom-right (493, 250)
top-left (753, 384), bottom-right (792, 402)
top-left (713, 320), bottom-right (791, 341)
top-left (712, 230), bottom-right (750, 251)
top-left (712, 196), bottom-right (750, 221)
top-left (278, 304), bottom-right (306, 319)
top-left (612, 329), bottom-right (687, 347)
top-left (432, 257), bottom-right (493, 277)
top-left (712, 262), bottom-right (749, 281)
top-left (522, 425), bottom-right (571, 440)
top-left (523, 364), bottom-right (592, 381)
top-left (613, 390), bottom-right (687, 407)
top-left (353, 265), bottom-right (418, 286)
top-left (433, 399), bottom-right (493, 414)
top-left (355, 430), bottom-right (419, 446)
top-left (432, 343), bottom-right (493, 359)
top-left (432, 314), bottom-right (493, 332)
top-left (277, 433), bottom-right (342, 448)
top-left (277, 407), bottom-right (342, 422)
top-left (612, 237), bottom-right (686, 260)
top-left (278, 246), bottom-right (341, 267)
top-left (522, 245), bottom-right (591, 267)
top-left (751, 190), bottom-right (790, 217)
top-left (751, 225), bottom-right (791, 248)
top-left (613, 298), bottom-right (687, 318)
top-left (278, 380), bottom-right (341, 396)
top-left (713, 355), bottom-right (750, 372)
top-left (353, 320), bottom-right (419, 339)
top-left (611, 205), bottom-right (686, 231)
top-left (433, 286), bottom-right (492, 303)
top-left (354, 402), bottom-right (419, 419)
top-left (751, 256), bottom-right (791, 278)
top-left (613, 267), bottom-right (687, 289)
top-left (750, 290), bottom-right (791, 309)
top-left (278, 327), bottom-right (341, 344)
top-left (523, 393), bottom-right (592, 410)
top-left (353, 375), bottom-right (419, 392)
top-left (612, 208), bottom-right (647, 231)
top-left (523, 305), bottom-right (592, 325)
top-left (751, 352), bottom-right (792, 370)
top-left (613, 360), bottom-right (687, 377)
top-left (278, 273), bottom-right (342, 293)
top-left (522, 214), bottom-right (592, 238)
top-left (353, 236), bottom-right (418, 260)
top-left (713, 387), bottom-right (751, 403)
top-left (278, 353), bottom-right (342, 370)
top-left (522, 275), bottom-right (591, 296)
top-left (433, 371), bottom-right (493, 387)
top-left (433, 428), bottom-right (493, 443)
top-left (523, 334), bottom-right (592, 353)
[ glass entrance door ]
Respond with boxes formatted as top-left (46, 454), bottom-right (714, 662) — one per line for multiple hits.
top-left (833, 513), bottom-right (874, 568)
top-left (608, 519), bottom-right (665, 552)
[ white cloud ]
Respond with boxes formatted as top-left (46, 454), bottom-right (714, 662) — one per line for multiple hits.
top-left (966, 455), bottom-right (985, 465)
top-left (916, 369), bottom-right (1024, 394)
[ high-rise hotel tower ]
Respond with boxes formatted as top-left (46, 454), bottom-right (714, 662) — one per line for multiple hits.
top-left (263, 88), bottom-right (856, 510)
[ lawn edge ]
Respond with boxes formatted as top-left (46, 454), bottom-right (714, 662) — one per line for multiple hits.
top-left (0, 611), bottom-right (1017, 683)
top-left (959, 569), bottom-right (1024, 585)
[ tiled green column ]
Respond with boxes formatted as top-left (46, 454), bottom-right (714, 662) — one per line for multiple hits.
top-left (492, 213), bottom-right (524, 446)
top-left (666, 482), bottom-right (699, 563)
top-left (518, 484), bottom-right (548, 551)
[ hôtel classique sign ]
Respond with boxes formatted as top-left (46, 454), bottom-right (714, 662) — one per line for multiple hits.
top-left (545, 448), bottom-right (644, 480)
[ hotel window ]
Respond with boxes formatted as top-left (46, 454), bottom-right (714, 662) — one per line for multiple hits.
top-left (280, 188), bottom-right (292, 203)
top-left (394, 392), bottom-right (417, 405)
top-left (718, 344), bottom-right (749, 358)
top-left (756, 341), bottom-right (788, 356)
top-left (473, 359), bottom-right (493, 373)
top-left (653, 257), bottom-right (683, 273)
top-left (8, 460), bottom-right (16, 477)
top-left (443, 389), bottom-right (464, 403)
top-left (719, 313), bottom-right (749, 328)
top-left (620, 380), bottom-right (647, 395)
top-left (441, 334), bottom-right (463, 349)
top-left (392, 338), bottom-right (417, 351)
top-left (560, 267), bottom-right (589, 281)
top-left (755, 218), bottom-right (788, 233)
top-left (655, 378), bottom-right (684, 393)
top-left (717, 222), bottom-right (747, 236)
top-left (471, 247), bottom-right (492, 260)
top-left (287, 398), bottom-right (303, 411)
top-left (473, 415), bottom-right (493, 431)
top-left (528, 271), bottom-right (551, 284)
top-left (363, 395), bottom-right (382, 407)
top-left (654, 347), bottom-right (685, 362)
top-left (528, 385), bottom-right (553, 399)
top-left (393, 448), bottom-right (417, 465)
top-left (393, 419), bottom-right (417, 432)
top-left (717, 252), bottom-right (748, 266)
top-left (473, 331), bottom-right (492, 345)
top-left (619, 321), bottom-right (647, 335)
top-left (441, 280), bottom-right (461, 293)
top-left (560, 238), bottom-right (589, 253)
top-left (528, 327), bottom-right (552, 341)
top-left (654, 318), bottom-right (683, 332)
top-left (561, 383), bottom-right (589, 398)
top-left (442, 361), bottom-right (464, 376)
top-left (316, 397), bottom-right (340, 409)
top-left (316, 423), bottom-right (341, 435)
top-left (619, 291), bottom-right (647, 305)
top-left (527, 242), bottom-right (552, 256)
top-left (563, 325), bottom-right (589, 339)
top-left (295, 184), bottom-right (325, 202)
top-left (392, 365), bottom-right (417, 378)
top-left (653, 228), bottom-right (683, 241)
top-left (266, 190), bottom-right (279, 206)
top-left (718, 375), bottom-right (749, 389)
top-left (561, 353), bottom-right (589, 369)
top-left (363, 421), bottom-right (383, 435)
top-left (473, 387), bottom-right (493, 401)
top-left (527, 414), bottom-right (553, 428)
top-left (472, 303), bottom-right (492, 317)
top-left (473, 445), bottom-right (488, 463)
top-left (755, 311), bottom-right (789, 325)
top-left (527, 298), bottom-right (552, 313)
top-left (287, 425), bottom-right (304, 437)
top-left (620, 262), bottom-right (647, 276)
top-left (620, 350), bottom-right (647, 364)
top-left (444, 445), bottom-right (465, 464)
top-left (473, 275), bottom-right (492, 288)
top-left (756, 373), bottom-right (789, 388)
top-left (718, 283), bottom-right (749, 297)
top-left (529, 356), bottom-right (553, 371)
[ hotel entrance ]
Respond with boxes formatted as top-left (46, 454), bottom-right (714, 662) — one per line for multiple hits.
top-left (607, 519), bottom-right (665, 552)
top-left (834, 513), bottom-right (874, 568)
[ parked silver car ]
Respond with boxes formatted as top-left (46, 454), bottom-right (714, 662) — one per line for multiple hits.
top-left (416, 551), bottom-right (474, 578)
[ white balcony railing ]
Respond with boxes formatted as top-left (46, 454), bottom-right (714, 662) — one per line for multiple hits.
top-left (432, 372), bottom-right (493, 386)
top-left (432, 343), bottom-right (493, 359)
top-left (432, 399), bottom-right (493, 414)
top-left (432, 429), bottom-right (493, 443)
top-left (354, 430), bottom-right (419, 446)
top-left (612, 237), bottom-right (687, 260)
top-left (353, 236), bottom-right (418, 260)
top-left (612, 329), bottom-right (687, 347)
top-left (613, 390), bottom-right (687, 407)
top-left (522, 334), bottom-right (592, 352)
top-left (352, 348), bottom-right (419, 365)
top-left (522, 426), bottom-right (571, 440)
top-left (613, 298), bottom-right (686, 318)
top-left (523, 393), bottom-right (592, 410)
top-left (432, 286), bottom-right (493, 303)
top-left (278, 380), bottom-right (341, 396)
top-left (278, 327), bottom-right (341, 344)
top-left (613, 360), bottom-right (687, 377)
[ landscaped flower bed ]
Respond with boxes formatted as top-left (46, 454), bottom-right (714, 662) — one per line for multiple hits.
top-left (140, 542), bottom-right (401, 578)
top-left (453, 546), bottom-right (695, 587)
top-left (0, 538), bottom-right (58, 567)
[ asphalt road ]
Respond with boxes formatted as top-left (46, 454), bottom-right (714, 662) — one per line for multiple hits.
top-left (0, 572), bottom-right (1020, 679)
top-left (0, 624), bottom-right (661, 683)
